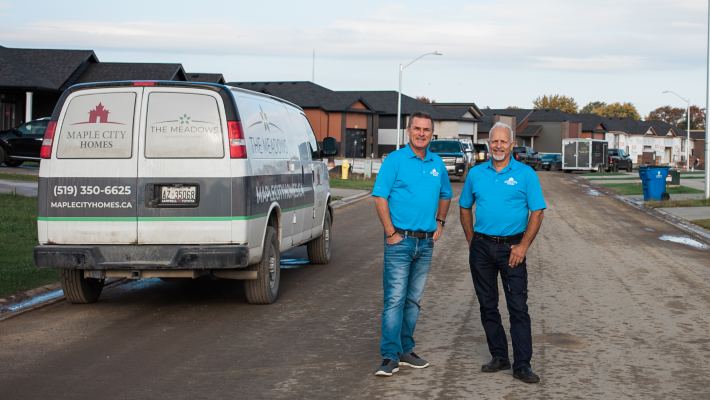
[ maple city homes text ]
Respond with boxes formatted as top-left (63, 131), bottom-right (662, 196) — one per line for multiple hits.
top-left (64, 130), bottom-right (128, 148)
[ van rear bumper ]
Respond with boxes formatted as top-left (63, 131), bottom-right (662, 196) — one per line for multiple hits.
top-left (34, 245), bottom-right (249, 270)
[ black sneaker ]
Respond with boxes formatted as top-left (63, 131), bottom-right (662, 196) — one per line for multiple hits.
top-left (399, 352), bottom-right (429, 368)
top-left (513, 366), bottom-right (540, 383)
top-left (481, 357), bottom-right (511, 372)
top-left (375, 359), bottom-right (399, 377)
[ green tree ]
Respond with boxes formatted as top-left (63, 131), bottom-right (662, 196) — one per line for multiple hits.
top-left (580, 101), bottom-right (607, 114)
top-left (674, 106), bottom-right (706, 130)
top-left (506, 106), bottom-right (521, 109)
top-left (532, 94), bottom-right (578, 114)
top-left (592, 102), bottom-right (640, 119)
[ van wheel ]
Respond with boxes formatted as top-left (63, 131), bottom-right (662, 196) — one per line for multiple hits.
top-left (245, 226), bottom-right (280, 304)
top-left (307, 211), bottom-right (331, 264)
top-left (60, 269), bottom-right (104, 304)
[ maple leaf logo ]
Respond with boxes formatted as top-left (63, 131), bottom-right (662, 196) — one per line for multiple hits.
top-left (179, 114), bottom-right (191, 125)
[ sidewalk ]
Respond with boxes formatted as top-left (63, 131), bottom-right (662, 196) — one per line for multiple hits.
top-left (657, 206), bottom-right (710, 221)
top-left (0, 166), bottom-right (39, 175)
top-left (330, 188), bottom-right (369, 198)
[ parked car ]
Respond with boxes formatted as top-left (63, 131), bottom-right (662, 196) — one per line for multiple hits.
top-left (513, 146), bottom-right (542, 170)
top-left (0, 117), bottom-right (50, 167)
top-left (470, 142), bottom-right (490, 166)
top-left (608, 148), bottom-right (633, 173)
top-left (541, 153), bottom-right (562, 171)
top-left (33, 81), bottom-right (336, 305)
top-left (428, 139), bottom-right (473, 181)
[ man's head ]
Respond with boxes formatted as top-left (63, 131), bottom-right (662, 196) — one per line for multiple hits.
top-left (406, 111), bottom-right (435, 151)
top-left (488, 122), bottom-right (515, 161)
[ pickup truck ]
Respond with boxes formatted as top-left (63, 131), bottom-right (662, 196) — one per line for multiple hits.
top-left (513, 146), bottom-right (542, 170)
top-left (428, 139), bottom-right (474, 181)
top-left (607, 148), bottom-right (633, 172)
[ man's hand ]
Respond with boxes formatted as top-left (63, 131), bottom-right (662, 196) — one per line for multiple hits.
top-left (433, 223), bottom-right (444, 242)
top-left (509, 242), bottom-right (529, 267)
top-left (386, 232), bottom-right (403, 245)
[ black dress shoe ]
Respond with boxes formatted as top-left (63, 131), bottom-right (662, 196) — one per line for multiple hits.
top-left (513, 366), bottom-right (540, 383)
top-left (481, 357), bottom-right (511, 372)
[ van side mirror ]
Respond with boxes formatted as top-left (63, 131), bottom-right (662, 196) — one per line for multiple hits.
top-left (322, 137), bottom-right (338, 156)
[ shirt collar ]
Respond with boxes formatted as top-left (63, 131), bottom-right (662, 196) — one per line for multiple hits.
top-left (404, 143), bottom-right (434, 161)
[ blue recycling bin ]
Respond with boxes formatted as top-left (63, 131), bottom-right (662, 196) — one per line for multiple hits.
top-left (638, 166), bottom-right (669, 201)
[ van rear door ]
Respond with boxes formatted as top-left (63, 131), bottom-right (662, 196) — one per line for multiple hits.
top-left (45, 88), bottom-right (141, 244)
top-left (137, 88), bottom-right (232, 244)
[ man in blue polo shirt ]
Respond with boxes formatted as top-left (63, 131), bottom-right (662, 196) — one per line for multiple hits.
top-left (372, 111), bottom-right (452, 377)
top-left (459, 122), bottom-right (546, 384)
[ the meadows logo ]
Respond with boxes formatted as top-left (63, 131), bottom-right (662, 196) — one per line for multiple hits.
top-left (656, 171), bottom-right (662, 178)
top-left (430, 168), bottom-right (439, 177)
top-left (505, 177), bottom-right (518, 186)
top-left (149, 113), bottom-right (219, 135)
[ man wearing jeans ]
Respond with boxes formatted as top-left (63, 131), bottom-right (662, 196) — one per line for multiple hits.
top-left (459, 122), bottom-right (546, 383)
top-left (372, 111), bottom-right (452, 377)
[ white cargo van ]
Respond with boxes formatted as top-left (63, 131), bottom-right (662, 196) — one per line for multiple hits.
top-left (34, 81), bottom-right (339, 304)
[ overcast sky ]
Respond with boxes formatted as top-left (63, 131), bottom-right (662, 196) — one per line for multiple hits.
top-left (2, 0), bottom-right (708, 116)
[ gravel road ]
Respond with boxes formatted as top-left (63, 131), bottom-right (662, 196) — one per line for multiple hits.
top-left (1, 172), bottom-right (709, 399)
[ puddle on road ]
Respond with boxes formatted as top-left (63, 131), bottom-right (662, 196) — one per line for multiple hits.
top-left (587, 189), bottom-right (602, 196)
top-left (659, 235), bottom-right (709, 250)
top-left (578, 184), bottom-right (589, 188)
top-left (281, 258), bottom-right (311, 269)
top-left (644, 228), bottom-right (654, 231)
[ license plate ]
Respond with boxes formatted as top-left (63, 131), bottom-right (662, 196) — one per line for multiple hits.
top-left (160, 186), bottom-right (197, 204)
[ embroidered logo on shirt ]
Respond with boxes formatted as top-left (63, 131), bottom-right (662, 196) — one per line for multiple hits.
top-left (505, 177), bottom-right (518, 186)
top-left (430, 168), bottom-right (439, 177)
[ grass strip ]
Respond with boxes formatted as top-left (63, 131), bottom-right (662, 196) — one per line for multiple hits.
top-left (0, 194), bottom-right (57, 298)
top-left (646, 198), bottom-right (710, 208)
top-left (0, 172), bottom-right (39, 182)
top-left (329, 178), bottom-right (375, 190)
top-left (600, 183), bottom-right (704, 196)
top-left (692, 219), bottom-right (710, 230)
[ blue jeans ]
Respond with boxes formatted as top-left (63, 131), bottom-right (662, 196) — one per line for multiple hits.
top-left (380, 235), bottom-right (434, 362)
top-left (469, 234), bottom-right (532, 370)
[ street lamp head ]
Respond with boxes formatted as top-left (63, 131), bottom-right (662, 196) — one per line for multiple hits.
top-left (434, 52), bottom-right (442, 56)
top-left (663, 90), bottom-right (669, 93)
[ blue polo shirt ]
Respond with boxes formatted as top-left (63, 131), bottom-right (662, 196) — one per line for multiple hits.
top-left (459, 158), bottom-right (546, 236)
top-left (373, 144), bottom-right (453, 232)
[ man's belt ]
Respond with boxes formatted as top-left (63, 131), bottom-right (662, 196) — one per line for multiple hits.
top-left (476, 232), bottom-right (525, 244)
top-left (394, 228), bottom-right (435, 239)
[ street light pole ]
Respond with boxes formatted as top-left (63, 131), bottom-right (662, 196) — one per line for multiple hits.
top-left (663, 91), bottom-right (690, 171)
top-left (395, 51), bottom-right (442, 150)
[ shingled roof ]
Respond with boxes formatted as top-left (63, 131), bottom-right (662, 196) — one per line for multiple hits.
top-left (188, 73), bottom-right (225, 84)
top-left (227, 81), bottom-right (479, 121)
top-left (74, 63), bottom-right (187, 84)
top-left (481, 108), bottom-right (533, 125)
top-left (0, 46), bottom-right (98, 90)
top-left (517, 124), bottom-right (543, 137)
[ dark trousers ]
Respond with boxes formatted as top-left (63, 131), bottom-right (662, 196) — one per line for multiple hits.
top-left (469, 234), bottom-right (532, 370)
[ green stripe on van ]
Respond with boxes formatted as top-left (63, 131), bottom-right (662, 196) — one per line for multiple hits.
top-left (137, 217), bottom-right (231, 222)
top-left (37, 217), bottom-right (136, 222)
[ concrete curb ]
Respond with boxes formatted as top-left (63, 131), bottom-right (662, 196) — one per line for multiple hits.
top-left (331, 190), bottom-right (372, 209)
top-left (584, 179), bottom-right (710, 246)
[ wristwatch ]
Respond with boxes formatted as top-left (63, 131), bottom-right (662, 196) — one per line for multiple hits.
top-left (436, 219), bottom-right (446, 227)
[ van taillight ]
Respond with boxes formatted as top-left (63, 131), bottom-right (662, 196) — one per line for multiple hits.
top-left (228, 121), bottom-right (247, 158)
top-left (132, 81), bottom-right (156, 86)
top-left (40, 121), bottom-right (57, 159)
top-left (514, 154), bottom-right (519, 160)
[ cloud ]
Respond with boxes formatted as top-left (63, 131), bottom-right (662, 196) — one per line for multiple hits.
top-left (0, 0), bottom-right (707, 72)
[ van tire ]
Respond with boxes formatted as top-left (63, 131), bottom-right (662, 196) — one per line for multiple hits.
top-left (307, 211), bottom-right (331, 264)
top-left (60, 269), bottom-right (104, 304)
top-left (245, 226), bottom-right (280, 304)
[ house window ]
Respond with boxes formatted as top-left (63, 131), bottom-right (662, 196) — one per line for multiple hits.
top-left (681, 139), bottom-right (686, 152)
